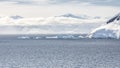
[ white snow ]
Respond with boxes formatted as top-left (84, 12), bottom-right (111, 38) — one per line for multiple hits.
top-left (89, 13), bottom-right (120, 39)
top-left (45, 36), bottom-right (58, 39)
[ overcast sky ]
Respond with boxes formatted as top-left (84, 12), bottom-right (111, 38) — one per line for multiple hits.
top-left (0, 0), bottom-right (119, 18)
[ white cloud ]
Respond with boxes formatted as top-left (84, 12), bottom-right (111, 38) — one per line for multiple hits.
top-left (0, 16), bottom-right (107, 34)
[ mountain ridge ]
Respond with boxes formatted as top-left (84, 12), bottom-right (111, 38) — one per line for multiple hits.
top-left (89, 12), bottom-right (120, 39)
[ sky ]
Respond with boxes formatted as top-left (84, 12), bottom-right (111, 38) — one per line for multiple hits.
top-left (0, 0), bottom-right (119, 18)
top-left (0, 0), bottom-right (119, 34)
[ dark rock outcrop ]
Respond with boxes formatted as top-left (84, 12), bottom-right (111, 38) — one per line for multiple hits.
top-left (107, 13), bottom-right (120, 24)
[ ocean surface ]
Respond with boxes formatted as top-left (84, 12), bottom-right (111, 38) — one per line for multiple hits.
top-left (0, 35), bottom-right (120, 68)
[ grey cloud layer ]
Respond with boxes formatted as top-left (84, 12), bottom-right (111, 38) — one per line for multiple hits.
top-left (0, 0), bottom-right (119, 6)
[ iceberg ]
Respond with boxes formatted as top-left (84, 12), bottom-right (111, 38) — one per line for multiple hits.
top-left (45, 36), bottom-right (58, 39)
top-left (18, 36), bottom-right (30, 39)
top-left (89, 12), bottom-right (120, 39)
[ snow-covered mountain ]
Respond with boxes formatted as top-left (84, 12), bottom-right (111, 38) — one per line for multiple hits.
top-left (89, 12), bottom-right (120, 39)
top-left (10, 15), bottom-right (23, 19)
top-left (58, 13), bottom-right (91, 19)
top-left (107, 13), bottom-right (120, 24)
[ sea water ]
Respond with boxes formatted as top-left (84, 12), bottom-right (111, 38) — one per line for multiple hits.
top-left (0, 35), bottom-right (120, 68)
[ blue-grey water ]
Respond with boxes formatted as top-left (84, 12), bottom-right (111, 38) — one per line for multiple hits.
top-left (0, 35), bottom-right (120, 68)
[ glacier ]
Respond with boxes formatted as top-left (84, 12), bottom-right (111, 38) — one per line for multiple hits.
top-left (89, 13), bottom-right (120, 39)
